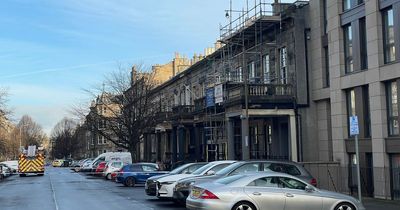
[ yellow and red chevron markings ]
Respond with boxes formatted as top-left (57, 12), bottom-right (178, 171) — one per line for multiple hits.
top-left (18, 154), bottom-right (45, 173)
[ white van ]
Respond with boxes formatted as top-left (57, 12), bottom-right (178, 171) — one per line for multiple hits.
top-left (92, 152), bottom-right (132, 166)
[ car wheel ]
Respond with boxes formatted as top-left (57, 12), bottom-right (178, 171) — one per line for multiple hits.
top-left (334, 202), bottom-right (355, 210)
top-left (106, 173), bottom-right (112, 180)
top-left (232, 201), bottom-right (257, 210)
top-left (124, 177), bottom-right (135, 187)
top-left (19, 174), bottom-right (26, 177)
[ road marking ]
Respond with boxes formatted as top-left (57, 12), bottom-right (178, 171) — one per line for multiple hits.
top-left (49, 173), bottom-right (60, 210)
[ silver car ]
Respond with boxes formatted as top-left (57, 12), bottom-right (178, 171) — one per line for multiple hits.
top-left (187, 172), bottom-right (365, 210)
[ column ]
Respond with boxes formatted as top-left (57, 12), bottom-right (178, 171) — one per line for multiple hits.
top-left (171, 127), bottom-right (177, 163)
top-left (194, 126), bottom-right (201, 161)
top-left (226, 118), bottom-right (235, 160)
top-left (241, 117), bottom-right (250, 160)
top-left (177, 126), bottom-right (185, 161)
top-left (289, 114), bottom-right (298, 162)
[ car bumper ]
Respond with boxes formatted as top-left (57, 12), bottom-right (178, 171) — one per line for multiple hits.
top-left (157, 184), bottom-right (175, 198)
top-left (186, 197), bottom-right (228, 210)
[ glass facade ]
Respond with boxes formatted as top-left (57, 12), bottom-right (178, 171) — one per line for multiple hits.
top-left (383, 8), bottom-right (396, 63)
top-left (344, 24), bottom-right (353, 73)
top-left (387, 81), bottom-right (399, 136)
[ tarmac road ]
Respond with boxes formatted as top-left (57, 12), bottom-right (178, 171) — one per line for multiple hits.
top-left (0, 167), bottom-right (185, 210)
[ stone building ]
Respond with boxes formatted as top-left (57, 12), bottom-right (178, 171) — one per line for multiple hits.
top-left (139, 0), bottom-right (400, 200)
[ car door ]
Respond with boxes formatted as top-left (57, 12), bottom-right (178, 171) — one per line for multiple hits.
top-left (278, 176), bottom-right (322, 210)
top-left (244, 176), bottom-right (286, 210)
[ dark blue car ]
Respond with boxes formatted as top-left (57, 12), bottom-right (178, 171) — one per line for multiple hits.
top-left (116, 163), bottom-right (168, 187)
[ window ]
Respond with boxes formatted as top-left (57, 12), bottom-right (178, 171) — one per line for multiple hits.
top-left (278, 177), bottom-right (307, 190)
top-left (359, 18), bottom-right (368, 70)
top-left (266, 163), bottom-right (301, 176)
top-left (263, 54), bottom-right (271, 83)
top-left (383, 8), bottom-right (396, 63)
top-left (230, 163), bottom-right (259, 176)
top-left (387, 81), bottom-right (399, 136)
top-left (209, 164), bottom-right (229, 174)
top-left (344, 0), bottom-right (364, 11)
top-left (344, 24), bottom-right (353, 73)
top-left (98, 136), bottom-right (102, 145)
top-left (280, 47), bottom-right (288, 84)
top-left (248, 177), bottom-right (280, 188)
top-left (323, 0), bottom-right (328, 34)
top-left (142, 165), bottom-right (157, 172)
top-left (215, 174), bottom-right (245, 185)
top-left (237, 66), bottom-right (243, 82)
top-left (323, 47), bottom-right (330, 87)
top-left (248, 61), bottom-right (256, 83)
top-left (346, 86), bottom-right (371, 138)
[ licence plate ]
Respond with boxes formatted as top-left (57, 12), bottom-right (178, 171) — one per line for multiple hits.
top-left (191, 189), bottom-right (201, 198)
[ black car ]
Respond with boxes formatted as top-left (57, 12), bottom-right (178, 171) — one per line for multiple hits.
top-left (145, 162), bottom-right (206, 196)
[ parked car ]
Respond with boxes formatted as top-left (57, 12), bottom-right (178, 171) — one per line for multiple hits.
top-left (155, 160), bottom-right (236, 200)
top-left (103, 161), bottom-right (125, 180)
top-left (52, 159), bottom-right (64, 167)
top-left (186, 172), bottom-right (365, 210)
top-left (145, 162), bottom-right (207, 196)
top-left (0, 164), bottom-right (11, 178)
top-left (174, 160), bottom-right (316, 205)
top-left (0, 160), bottom-right (18, 173)
top-left (116, 163), bottom-right (168, 187)
top-left (94, 161), bottom-right (107, 176)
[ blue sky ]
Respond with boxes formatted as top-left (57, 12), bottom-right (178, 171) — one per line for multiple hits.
top-left (0, 0), bottom-right (295, 134)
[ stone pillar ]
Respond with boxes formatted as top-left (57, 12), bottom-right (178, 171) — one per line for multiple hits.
top-left (171, 127), bottom-right (177, 163)
top-left (177, 126), bottom-right (186, 161)
top-left (241, 117), bottom-right (250, 160)
top-left (289, 114), bottom-right (298, 162)
top-left (227, 118), bottom-right (235, 160)
top-left (156, 132), bottom-right (161, 161)
top-left (194, 126), bottom-right (201, 161)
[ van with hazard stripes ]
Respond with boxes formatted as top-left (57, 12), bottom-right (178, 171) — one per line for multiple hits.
top-left (18, 145), bottom-right (45, 177)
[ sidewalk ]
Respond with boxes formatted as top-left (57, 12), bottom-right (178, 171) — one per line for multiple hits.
top-left (363, 197), bottom-right (400, 210)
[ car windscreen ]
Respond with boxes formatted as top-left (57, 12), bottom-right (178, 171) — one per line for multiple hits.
top-left (215, 162), bottom-right (243, 175)
top-left (191, 163), bottom-right (214, 175)
top-left (215, 174), bottom-right (245, 185)
top-left (169, 164), bottom-right (190, 174)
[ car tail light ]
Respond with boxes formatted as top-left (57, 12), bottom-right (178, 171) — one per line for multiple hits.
top-left (310, 178), bottom-right (317, 186)
top-left (200, 190), bottom-right (219, 199)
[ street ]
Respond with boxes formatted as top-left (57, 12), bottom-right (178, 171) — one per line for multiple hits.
top-left (0, 167), bottom-right (184, 210)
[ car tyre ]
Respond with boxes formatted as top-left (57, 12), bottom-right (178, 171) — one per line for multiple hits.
top-left (124, 177), bottom-right (135, 187)
top-left (232, 201), bottom-right (257, 210)
top-left (334, 202), bottom-right (355, 210)
top-left (19, 174), bottom-right (26, 177)
top-left (106, 173), bottom-right (112, 180)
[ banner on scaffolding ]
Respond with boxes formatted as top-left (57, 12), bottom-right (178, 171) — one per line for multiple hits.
top-left (206, 88), bottom-right (215, 107)
top-left (214, 84), bottom-right (223, 104)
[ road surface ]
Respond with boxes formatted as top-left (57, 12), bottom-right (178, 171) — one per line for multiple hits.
top-left (0, 167), bottom-right (185, 210)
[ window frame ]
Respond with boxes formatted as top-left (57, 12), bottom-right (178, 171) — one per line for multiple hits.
top-left (387, 80), bottom-right (400, 136)
top-left (382, 7), bottom-right (396, 64)
top-left (344, 24), bottom-right (354, 74)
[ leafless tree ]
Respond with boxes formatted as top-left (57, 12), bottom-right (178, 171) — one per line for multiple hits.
top-left (50, 117), bottom-right (80, 159)
top-left (17, 115), bottom-right (47, 147)
top-left (74, 64), bottom-right (159, 162)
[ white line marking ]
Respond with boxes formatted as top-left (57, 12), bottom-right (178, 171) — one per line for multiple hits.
top-left (49, 173), bottom-right (60, 210)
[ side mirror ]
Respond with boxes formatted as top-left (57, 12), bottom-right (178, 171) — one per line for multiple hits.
top-left (305, 185), bottom-right (315, 193)
top-left (206, 170), bottom-right (215, 176)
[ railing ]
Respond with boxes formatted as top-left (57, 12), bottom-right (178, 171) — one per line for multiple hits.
top-left (220, 1), bottom-right (275, 39)
top-left (172, 105), bottom-right (194, 116)
top-left (226, 83), bottom-right (294, 101)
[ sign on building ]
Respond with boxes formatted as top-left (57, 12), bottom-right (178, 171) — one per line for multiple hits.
top-left (214, 84), bottom-right (223, 104)
top-left (206, 88), bottom-right (215, 107)
top-left (349, 115), bottom-right (359, 136)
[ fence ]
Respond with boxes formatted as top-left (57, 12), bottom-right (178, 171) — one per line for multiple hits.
top-left (301, 162), bottom-right (399, 200)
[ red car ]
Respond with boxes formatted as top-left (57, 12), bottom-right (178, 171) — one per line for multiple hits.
top-left (95, 161), bottom-right (107, 176)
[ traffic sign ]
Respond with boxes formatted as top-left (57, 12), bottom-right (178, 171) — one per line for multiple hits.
top-left (349, 115), bottom-right (359, 136)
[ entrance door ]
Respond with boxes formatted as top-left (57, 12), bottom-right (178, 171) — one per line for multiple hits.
top-left (207, 144), bottom-right (217, 162)
top-left (391, 154), bottom-right (400, 200)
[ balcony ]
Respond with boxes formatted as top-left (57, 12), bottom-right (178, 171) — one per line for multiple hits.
top-left (225, 83), bottom-right (295, 108)
top-left (171, 105), bottom-right (194, 120)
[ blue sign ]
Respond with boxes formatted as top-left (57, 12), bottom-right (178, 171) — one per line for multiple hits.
top-left (349, 116), bottom-right (359, 136)
top-left (206, 88), bottom-right (215, 107)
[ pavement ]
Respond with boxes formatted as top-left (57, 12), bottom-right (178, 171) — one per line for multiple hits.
top-left (363, 197), bottom-right (400, 210)
top-left (0, 167), bottom-right (398, 210)
top-left (0, 167), bottom-right (184, 210)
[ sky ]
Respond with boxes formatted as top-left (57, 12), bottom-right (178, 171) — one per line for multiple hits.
top-left (0, 0), bottom-right (297, 135)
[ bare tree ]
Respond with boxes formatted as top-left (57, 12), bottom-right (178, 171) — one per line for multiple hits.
top-left (50, 118), bottom-right (79, 159)
top-left (75, 65), bottom-right (159, 162)
top-left (17, 115), bottom-right (47, 147)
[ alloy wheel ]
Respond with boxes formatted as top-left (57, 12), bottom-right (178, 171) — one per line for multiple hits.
top-left (337, 203), bottom-right (354, 210)
top-left (235, 204), bottom-right (254, 210)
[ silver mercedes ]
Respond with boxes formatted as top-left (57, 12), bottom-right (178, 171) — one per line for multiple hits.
top-left (186, 172), bottom-right (365, 210)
